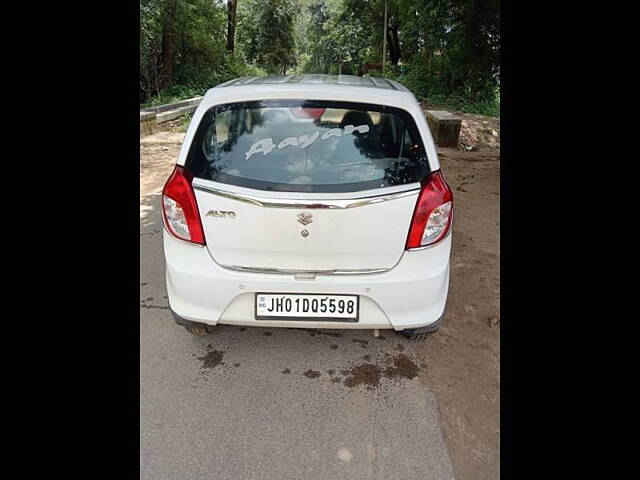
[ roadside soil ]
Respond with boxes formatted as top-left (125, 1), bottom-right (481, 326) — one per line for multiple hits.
top-left (140, 110), bottom-right (500, 480)
top-left (416, 105), bottom-right (500, 480)
top-left (140, 132), bottom-right (185, 199)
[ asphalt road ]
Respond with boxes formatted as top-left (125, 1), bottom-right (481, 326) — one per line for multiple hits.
top-left (140, 144), bottom-right (456, 479)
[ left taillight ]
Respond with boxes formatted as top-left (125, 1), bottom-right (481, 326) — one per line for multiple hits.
top-left (161, 165), bottom-right (205, 245)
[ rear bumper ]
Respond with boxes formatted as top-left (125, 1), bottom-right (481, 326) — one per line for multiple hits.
top-left (163, 231), bottom-right (451, 331)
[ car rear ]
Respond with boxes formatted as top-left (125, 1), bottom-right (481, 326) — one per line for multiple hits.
top-left (162, 76), bottom-right (452, 336)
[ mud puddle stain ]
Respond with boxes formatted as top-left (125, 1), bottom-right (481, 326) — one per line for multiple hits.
top-left (303, 369), bottom-right (321, 379)
top-left (342, 354), bottom-right (421, 389)
top-left (384, 353), bottom-right (421, 380)
top-left (343, 363), bottom-right (383, 390)
top-left (198, 349), bottom-right (225, 370)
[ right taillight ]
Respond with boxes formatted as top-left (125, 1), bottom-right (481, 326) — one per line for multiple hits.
top-left (161, 165), bottom-right (205, 245)
top-left (406, 170), bottom-right (453, 249)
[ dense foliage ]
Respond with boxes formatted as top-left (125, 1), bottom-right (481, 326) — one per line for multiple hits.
top-left (140, 0), bottom-right (499, 115)
top-left (238, 0), bottom-right (298, 74)
top-left (140, 0), bottom-right (265, 105)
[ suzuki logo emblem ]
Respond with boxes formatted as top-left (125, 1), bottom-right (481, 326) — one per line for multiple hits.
top-left (297, 211), bottom-right (313, 226)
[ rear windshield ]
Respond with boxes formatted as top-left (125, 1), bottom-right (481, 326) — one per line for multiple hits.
top-left (186, 100), bottom-right (431, 193)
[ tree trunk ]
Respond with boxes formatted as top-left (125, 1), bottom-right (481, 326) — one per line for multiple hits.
top-left (387, 24), bottom-right (401, 65)
top-left (226, 0), bottom-right (237, 52)
top-left (160, 0), bottom-right (177, 89)
top-left (382, 0), bottom-right (388, 69)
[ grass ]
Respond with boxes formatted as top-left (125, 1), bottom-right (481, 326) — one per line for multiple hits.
top-left (440, 92), bottom-right (499, 117)
top-left (371, 69), bottom-right (500, 118)
top-left (414, 89), bottom-right (500, 118)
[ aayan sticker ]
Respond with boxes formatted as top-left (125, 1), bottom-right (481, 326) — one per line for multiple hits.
top-left (244, 124), bottom-right (370, 160)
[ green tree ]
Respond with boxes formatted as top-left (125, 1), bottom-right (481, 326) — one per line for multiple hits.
top-left (141, 0), bottom-right (499, 114)
top-left (140, 0), bottom-right (165, 100)
top-left (160, 0), bottom-right (178, 88)
top-left (141, 0), bottom-right (264, 104)
top-left (299, 0), bottom-right (376, 74)
top-left (238, 0), bottom-right (297, 74)
top-left (394, 0), bottom-right (500, 101)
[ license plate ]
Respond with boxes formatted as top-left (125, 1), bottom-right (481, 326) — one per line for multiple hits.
top-left (255, 293), bottom-right (359, 321)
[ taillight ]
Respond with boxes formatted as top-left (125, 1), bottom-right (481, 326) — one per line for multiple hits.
top-left (406, 170), bottom-right (453, 249)
top-left (161, 165), bottom-right (205, 245)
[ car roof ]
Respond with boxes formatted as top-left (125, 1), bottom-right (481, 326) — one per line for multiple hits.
top-left (216, 74), bottom-right (409, 92)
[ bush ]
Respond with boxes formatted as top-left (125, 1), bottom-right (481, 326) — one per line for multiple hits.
top-left (376, 60), bottom-right (499, 118)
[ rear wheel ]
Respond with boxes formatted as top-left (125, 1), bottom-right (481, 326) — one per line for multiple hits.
top-left (171, 310), bottom-right (211, 336)
top-left (399, 316), bottom-right (443, 341)
top-left (402, 331), bottom-right (431, 342)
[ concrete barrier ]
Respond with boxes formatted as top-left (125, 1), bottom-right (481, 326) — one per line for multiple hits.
top-left (140, 111), bottom-right (158, 137)
top-left (140, 96), bottom-right (203, 138)
top-left (156, 104), bottom-right (199, 123)
top-left (426, 110), bottom-right (462, 148)
top-left (140, 96), bottom-right (202, 114)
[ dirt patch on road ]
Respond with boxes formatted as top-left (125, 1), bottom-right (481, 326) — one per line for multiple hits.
top-left (198, 349), bottom-right (225, 370)
top-left (383, 353), bottom-right (421, 380)
top-left (343, 363), bottom-right (382, 389)
top-left (140, 132), bottom-right (185, 200)
top-left (342, 354), bottom-right (422, 390)
top-left (303, 369), bottom-right (321, 379)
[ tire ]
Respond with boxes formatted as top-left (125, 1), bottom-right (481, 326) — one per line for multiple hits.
top-left (402, 331), bottom-right (431, 342)
top-left (184, 325), bottom-right (209, 336)
top-left (400, 316), bottom-right (442, 341)
top-left (171, 310), bottom-right (211, 336)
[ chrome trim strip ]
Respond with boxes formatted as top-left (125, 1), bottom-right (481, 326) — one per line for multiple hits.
top-left (221, 265), bottom-right (390, 275)
top-left (192, 183), bottom-right (420, 209)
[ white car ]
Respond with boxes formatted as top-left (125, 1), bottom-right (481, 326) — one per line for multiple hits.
top-left (162, 74), bottom-right (453, 340)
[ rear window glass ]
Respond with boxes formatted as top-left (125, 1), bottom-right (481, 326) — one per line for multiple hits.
top-left (186, 100), bottom-right (430, 193)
